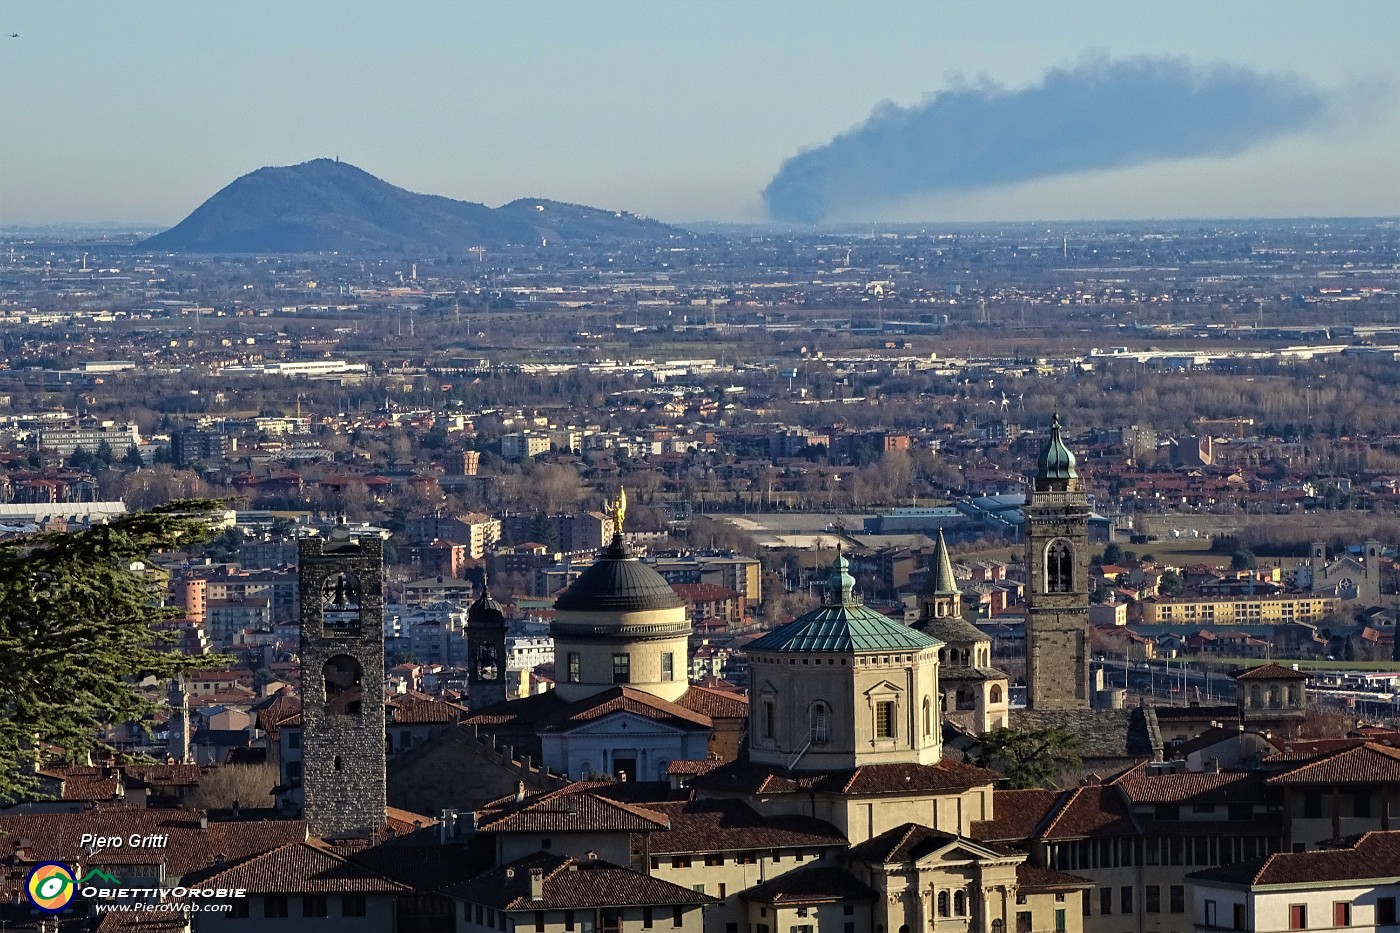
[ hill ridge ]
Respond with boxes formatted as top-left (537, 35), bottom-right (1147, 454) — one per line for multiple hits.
top-left (142, 159), bottom-right (682, 253)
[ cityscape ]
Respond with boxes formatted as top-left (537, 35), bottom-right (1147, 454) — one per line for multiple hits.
top-left (2, 2), bottom-right (1399, 933)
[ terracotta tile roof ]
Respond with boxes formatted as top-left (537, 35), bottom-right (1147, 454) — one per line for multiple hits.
top-left (847, 822), bottom-right (958, 863)
top-left (1268, 742), bottom-right (1400, 785)
top-left (971, 789), bottom-right (1066, 842)
top-left (665, 759), bottom-right (724, 777)
top-left (693, 759), bottom-right (1000, 797)
top-left (95, 911), bottom-right (191, 932)
top-left (343, 828), bottom-right (495, 891)
top-left (535, 686), bottom-right (713, 732)
top-left (122, 763), bottom-right (204, 789)
top-left (1232, 662), bottom-right (1310, 681)
top-left (1265, 734), bottom-right (1400, 762)
top-left (1016, 863), bottom-right (1093, 891)
top-left (1038, 786), bottom-right (1139, 840)
top-left (0, 809), bottom-right (306, 877)
top-left (677, 684), bottom-right (749, 720)
top-left (645, 799), bottom-right (846, 854)
top-left (1190, 831), bottom-right (1400, 886)
top-left (739, 865), bottom-right (876, 904)
top-left (446, 852), bottom-right (717, 910)
top-left (461, 690), bottom-right (568, 728)
top-left (192, 841), bottom-right (410, 893)
top-left (815, 760), bottom-right (1002, 795)
top-left (60, 773), bottom-right (122, 800)
top-left (1111, 762), bottom-right (1267, 804)
top-left (476, 789), bottom-right (670, 834)
top-left (388, 693), bottom-right (470, 724)
top-left (385, 806), bottom-right (437, 834)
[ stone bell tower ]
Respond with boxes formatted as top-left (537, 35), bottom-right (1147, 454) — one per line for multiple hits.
top-left (1024, 413), bottom-right (1090, 710)
top-left (298, 529), bottom-right (386, 839)
top-left (467, 574), bottom-right (508, 710)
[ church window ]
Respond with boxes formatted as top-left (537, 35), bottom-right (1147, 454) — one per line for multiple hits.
top-left (1047, 540), bottom-right (1074, 593)
top-left (937, 892), bottom-right (950, 918)
top-left (612, 653), bottom-right (631, 684)
top-left (991, 684), bottom-right (1003, 703)
top-left (567, 652), bottom-right (581, 683)
top-left (1250, 685), bottom-right (1263, 708)
top-left (1269, 685), bottom-right (1282, 708)
top-left (661, 652), bottom-right (674, 682)
top-left (322, 655), bottom-right (363, 715)
top-left (875, 701), bottom-right (895, 739)
top-left (954, 891), bottom-right (967, 916)
top-left (993, 921), bottom-right (1005, 933)
top-left (922, 697), bottom-right (932, 736)
top-left (764, 702), bottom-right (776, 740)
top-left (811, 703), bottom-right (830, 744)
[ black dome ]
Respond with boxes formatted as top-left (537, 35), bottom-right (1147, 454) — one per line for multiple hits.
top-left (553, 537), bottom-right (685, 612)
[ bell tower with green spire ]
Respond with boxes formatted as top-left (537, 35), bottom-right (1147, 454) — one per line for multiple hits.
top-left (1024, 413), bottom-right (1090, 710)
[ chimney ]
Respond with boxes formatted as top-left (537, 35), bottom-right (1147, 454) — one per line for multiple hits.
top-left (199, 815), bottom-right (208, 830)
top-left (515, 781), bottom-right (526, 804)
top-left (529, 868), bottom-right (544, 901)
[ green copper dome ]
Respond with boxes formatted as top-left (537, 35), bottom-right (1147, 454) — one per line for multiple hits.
top-left (747, 552), bottom-right (941, 654)
top-left (1035, 412), bottom-right (1078, 488)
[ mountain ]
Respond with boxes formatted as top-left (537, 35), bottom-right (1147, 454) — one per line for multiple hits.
top-left (142, 159), bottom-right (684, 253)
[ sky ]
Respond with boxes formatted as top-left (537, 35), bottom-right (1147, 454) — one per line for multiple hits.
top-left (1, 0), bottom-right (1397, 227)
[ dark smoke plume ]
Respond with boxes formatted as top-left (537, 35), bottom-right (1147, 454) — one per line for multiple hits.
top-left (763, 55), bottom-right (1330, 223)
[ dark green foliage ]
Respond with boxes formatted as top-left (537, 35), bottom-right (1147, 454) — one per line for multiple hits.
top-left (1159, 569), bottom-right (1186, 596)
top-left (0, 501), bottom-right (225, 799)
top-left (974, 727), bottom-right (1083, 789)
top-left (1231, 549), bottom-right (1258, 571)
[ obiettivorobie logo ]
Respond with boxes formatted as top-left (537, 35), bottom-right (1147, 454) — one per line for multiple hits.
top-left (24, 864), bottom-right (245, 915)
top-left (25, 862), bottom-right (79, 913)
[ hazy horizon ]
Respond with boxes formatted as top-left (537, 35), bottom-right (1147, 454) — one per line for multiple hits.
top-left (2, 0), bottom-right (1397, 226)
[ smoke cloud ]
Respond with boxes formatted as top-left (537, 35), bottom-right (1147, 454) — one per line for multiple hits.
top-left (762, 55), bottom-right (1332, 223)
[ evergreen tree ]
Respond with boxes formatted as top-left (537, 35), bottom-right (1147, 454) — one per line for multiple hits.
top-left (974, 727), bottom-right (1083, 789)
top-left (0, 501), bottom-right (224, 799)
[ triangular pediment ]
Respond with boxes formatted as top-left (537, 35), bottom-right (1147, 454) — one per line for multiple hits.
top-left (554, 710), bottom-right (692, 737)
top-left (863, 679), bottom-right (904, 699)
top-left (914, 837), bottom-right (1021, 867)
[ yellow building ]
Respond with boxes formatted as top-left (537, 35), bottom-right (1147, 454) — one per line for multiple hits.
top-left (1140, 594), bottom-right (1338, 626)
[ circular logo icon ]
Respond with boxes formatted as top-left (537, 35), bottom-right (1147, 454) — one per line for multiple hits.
top-left (26, 862), bottom-right (77, 913)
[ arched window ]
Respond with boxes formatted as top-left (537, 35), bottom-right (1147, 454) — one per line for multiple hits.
top-left (1288, 685), bottom-right (1301, 707)
top-left (922, 697), bottom-right (932, 737)
top-left (323, 655), bottom-right (363, 715)
top-left (956, 686), bottom-right (976, 711)
top-left (939, 648), bottom-right (947, 665)
top-left (993, 920), bottom-right (1005, 933)
top-left (385, 733), bottom-right (395, 754)
top-left (1269, 685), bottom-right (1282, 709)
top-left (811, 702), bottom-right (830, 744)
top-left (954, 890), bottom-right (966, 916)
top-left (1250, 685), bottom-right (1263, 708)
top-left (990, 684), bottom-right (1003, 704)
top-left (937, 892), bottom-right (950, 918)
top-left (1046, 540), bottom-right (1074, 593)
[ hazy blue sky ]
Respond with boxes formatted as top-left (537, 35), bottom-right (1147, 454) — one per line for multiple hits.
top-left (2, 0), bottom-right (1397, 226)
